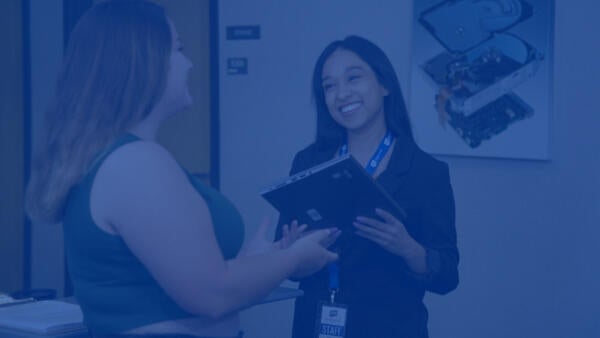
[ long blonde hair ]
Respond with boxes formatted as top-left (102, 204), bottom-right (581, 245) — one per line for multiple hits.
top-left (26, 0), bottom-right (172, 223)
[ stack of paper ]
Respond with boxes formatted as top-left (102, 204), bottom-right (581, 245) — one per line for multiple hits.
top-left (0, 300), bottom-right (86, 335)
top-left (0, 294), bottom-right (34, 308)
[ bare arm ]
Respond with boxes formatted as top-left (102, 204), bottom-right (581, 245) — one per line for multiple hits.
top-left (92, 141), bottom-right (336, 319)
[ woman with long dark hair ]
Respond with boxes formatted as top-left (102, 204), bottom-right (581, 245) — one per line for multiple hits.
top-left (277, 35), bottom-right (459, 338)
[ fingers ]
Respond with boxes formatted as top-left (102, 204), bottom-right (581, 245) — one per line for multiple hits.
top-left (290, 220), bottom-right (298, 235)
top-left (353, 222), bottom-right (388, 243)
top-left (304, 228), bottom-right (339, 243)
top-left (289, 221), bottom-right (308, 235)
top-left (355, 215), bottom-right (388, 232)
top-left (320, 228), bottom-right (341, 248)
top-left (355, 209), bottom-right (405, 232)
top-left (279, 220), bottom-right (312, 250)
top-left (282, 220), bottom-right (306, 237)
top-left (297, 223), bottom-right (308, 234)
top-left (282, 223), bottom-right (289, 239)
top-left (278, 226), bottom-right (287, 249)
top-left (355, 230), bottom-right (387, 248)
top-left (374, 208), bottom-right (401, 224)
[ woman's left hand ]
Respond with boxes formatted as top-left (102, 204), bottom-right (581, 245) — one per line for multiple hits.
top-left (353, 208), bottom-right (418, 258)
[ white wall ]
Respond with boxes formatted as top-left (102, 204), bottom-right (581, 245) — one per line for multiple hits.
top-left (219, 1), bottom-right (600, 338)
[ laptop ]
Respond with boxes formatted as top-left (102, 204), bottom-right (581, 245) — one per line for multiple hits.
top-left (261, 154), bottom-right (405, 230)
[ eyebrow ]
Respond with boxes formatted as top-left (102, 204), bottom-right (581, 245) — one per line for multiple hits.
top-left (345, 66), bottom-right (365, 72)
top-left (322, 66), bottom-right (365, 82)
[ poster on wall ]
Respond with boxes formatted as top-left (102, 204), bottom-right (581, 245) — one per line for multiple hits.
top-left (409, 0), bottom-right (554, 160)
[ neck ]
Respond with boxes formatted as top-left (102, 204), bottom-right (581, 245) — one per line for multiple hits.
top-left (345, 114), bottom-right (387, 157)
top-left (129, 109), bottom-right (166, 141)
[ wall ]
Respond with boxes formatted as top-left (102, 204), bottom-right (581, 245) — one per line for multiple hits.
top-left (29, 0), bottom-right (66, 294)
top-left (0, 0), bottom-right (24, 293)
top-left (219, 1), bottom-right (600, 337)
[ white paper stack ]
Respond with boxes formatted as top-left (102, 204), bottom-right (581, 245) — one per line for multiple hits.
top-left (0, 300), bottom-right (86, 335)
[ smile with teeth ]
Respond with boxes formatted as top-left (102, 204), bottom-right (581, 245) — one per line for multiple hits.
top-left (339, 102), bottom-right (362, 114)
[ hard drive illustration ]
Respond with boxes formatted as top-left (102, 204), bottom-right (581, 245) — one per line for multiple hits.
top-left (418, 0), bottom-right (544, 148)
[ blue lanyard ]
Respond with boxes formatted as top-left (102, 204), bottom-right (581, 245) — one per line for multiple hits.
top-left (339, 130), bottom-right (394, 175)
top-left (328, 130), bottom-right (395, 300)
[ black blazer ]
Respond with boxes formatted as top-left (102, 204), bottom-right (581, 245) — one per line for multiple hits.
top-left (277, 131), bottom-right (459, 338)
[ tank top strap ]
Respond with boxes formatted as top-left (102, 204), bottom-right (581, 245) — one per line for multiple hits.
top-left (86, 133), bottom-right (142, 176)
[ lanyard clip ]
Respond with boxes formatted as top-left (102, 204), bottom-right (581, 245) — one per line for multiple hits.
top-left (330, 289), bottom-right (337, 304)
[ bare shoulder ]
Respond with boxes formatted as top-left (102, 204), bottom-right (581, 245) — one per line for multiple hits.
top-left (102, 140), bottom-right (181, 175)
top-left (95, 140), bottom-right (190, 197)
top-left (91, 140), bottom-right (205, 231)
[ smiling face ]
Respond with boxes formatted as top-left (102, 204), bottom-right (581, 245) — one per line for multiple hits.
top-left (320, 48), bottom-right (389, 133)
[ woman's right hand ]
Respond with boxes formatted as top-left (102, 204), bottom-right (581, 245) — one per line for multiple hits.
top-left (287, 228), bottom-right (340, 279)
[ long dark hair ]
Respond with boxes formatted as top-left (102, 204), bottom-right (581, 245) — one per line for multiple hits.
top-left (26, 0), bottom-right (171, 223)
top-left (312, 35), bottom-right (413, 150)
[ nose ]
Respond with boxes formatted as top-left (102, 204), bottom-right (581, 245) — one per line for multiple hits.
top-left (335, 82), bottom-right (351, 101)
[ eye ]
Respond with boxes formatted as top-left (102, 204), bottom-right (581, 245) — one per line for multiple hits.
top-left (322, 83), bottom-right (335, 92)
top-left (348, 74), bottom-right (361, 82)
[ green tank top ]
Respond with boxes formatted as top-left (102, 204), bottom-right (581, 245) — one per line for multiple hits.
top-left (62, 134), bottom-right (245, 334)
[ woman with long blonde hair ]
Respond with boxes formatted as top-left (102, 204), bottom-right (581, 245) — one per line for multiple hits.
top-left (26, 1), bottom-right (338, 337)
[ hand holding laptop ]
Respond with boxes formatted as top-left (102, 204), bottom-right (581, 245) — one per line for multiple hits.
top-left (354, 208), bottom-right (416, 257)
top-left (238, 217), bottom-right (340, 279)
top-left (239, 218), bottom-right (311, 256)
top-left (279, 220), bottom-right (341, 250)
top-left (354, 208), bottom-right (428, 275)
